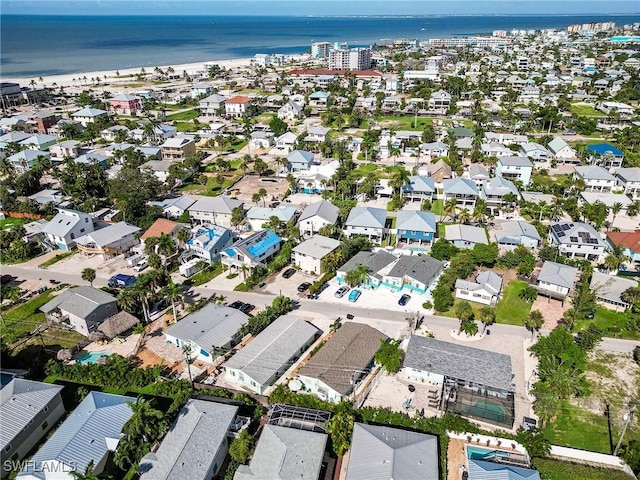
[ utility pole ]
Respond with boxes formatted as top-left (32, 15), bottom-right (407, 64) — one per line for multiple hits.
top-left (613, 407), bottom-right (635, 456)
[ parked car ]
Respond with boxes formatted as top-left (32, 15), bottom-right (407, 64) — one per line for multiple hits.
top-left (107, 274), bottom-right (137, 288)
top-left (239, 303), bottom-right (254, 314)
top-left (398, 294), bottom-right (411, 306)
top-left (133, 259), bottom-right (148, 272)
top-left (229, 301), bottom-right (244, 310)
top-left (282, 268), bottom-right (296, 279)
top-left (297, 282), bottom-right (312, 292)
top-left (1, 274), bottom-right (15, 285)
top-left (348, 289), bottom-right (362, 303)
top-left (335, 286), bottom-right (350, 298)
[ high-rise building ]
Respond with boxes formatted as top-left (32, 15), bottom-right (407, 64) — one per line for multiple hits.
top-left (311, 42), bottom-right (332, 59)
top-left (328, 47), bottom-right (372, 70)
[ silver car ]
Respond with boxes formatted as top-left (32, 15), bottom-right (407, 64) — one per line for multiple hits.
top-left (334, 286), bottom-right (350, 298)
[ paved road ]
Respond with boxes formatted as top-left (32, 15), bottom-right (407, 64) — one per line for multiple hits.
top-left (5, 264), bottom-right (639, 353)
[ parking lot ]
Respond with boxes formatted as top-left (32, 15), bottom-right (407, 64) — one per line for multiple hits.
top-left (262, 268), bottom-right (319, 298)
top-left (317, 279), bottom-right (427, 313)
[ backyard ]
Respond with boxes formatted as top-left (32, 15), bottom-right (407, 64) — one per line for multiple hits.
top-left (570, 103), bottom-right (605, 117)
top-left (166, 108), bottom-right (200, 121)
top-left (180, 174), bottom-right (238, 196)
top-left (495, 280), bottom-right (533, 325)
top-left (533, 458), bottom-right (632, 480)
top-left (575, 308), bottom-right (640, 340)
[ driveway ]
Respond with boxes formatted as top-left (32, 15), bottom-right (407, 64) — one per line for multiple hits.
top-left (531, 296), bottom-right (570, 330)
top-left (262, 269), bottom-right (318, 299)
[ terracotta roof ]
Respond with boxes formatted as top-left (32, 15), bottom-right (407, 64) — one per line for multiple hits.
top-left (227, 95), bottom-right (252, 104)
top-left (288, 69), bottom-right (382, 77)
top-left (140, 218), bottom-right (180, 240)
top-left (607, 230), bottom-right (640, 253)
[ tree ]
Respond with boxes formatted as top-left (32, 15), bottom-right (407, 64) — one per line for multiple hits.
top-left (610, 201), bottom-right (623, 229)
top-left (374, 339), bottom-right (403, 373)
top-left (455, 301), bottom-right (474, 322)
top-left (231, 206), bottom-right (244, 226)
top-left (443, 197), bottom-right (458, 221)
top-left (345, 264), bottom-right (369, 287)
top-left (459, 318), bottom-right (479, 336)
top-left (430, 239), bottom-right (458, 261)
top-left (516, 427), bottom-right (551, 458)
top-left (524, 310), bottom-right (544, 338)
top-left (228, 429), bottom-right (254, 464)
top-left (478, 306), bottom-right (495, 333)
top-left (176, 227), bottom-right (191, 248)
top-left (326, 402), bottom-right (355, 456)
top-left (622, 286), bottom-right (640, 312)
top-left (253, 158), bottom-right (268, 176)
top-left (148, 252), bottom-right (162, 270)
top-left (115, 397), bottom-right (166, 470)
top-left (575, 324), bottom-right (602, 351)
top-left (471, 243), bottom-right (499, 266)
top-left (81, 268), bottom-right (96, 286)
top-left (519, 286), bottom-right (538, 303)
top-left (164, 281), bottom-right (184, 324)
top-left (269, 115), bottom-right (288, 137)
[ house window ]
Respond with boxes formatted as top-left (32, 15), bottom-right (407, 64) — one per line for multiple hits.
top-left (70, 233), bottom-right (75, 239)
top-left (42, 421), bottom-right (48, 430)
top-left (412, 231), bottom-right (417, 235)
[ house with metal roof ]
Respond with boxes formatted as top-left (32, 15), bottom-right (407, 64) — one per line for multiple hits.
top-left (468, 164), bottom-right (490, 186)
top-left (293, 235), bottom-right (341, 274)
top-left (1, 379), bottom-right (65, 477)
top-left (403, 336), bottom-right (515, 428)
top-left (16, 392), bottom-right (135, 480)
top-left (275, 131), bottom-right (298, 152)
top-left (346, 423), bottom-right (439, 480)
top-left (305, 126), bottom-right (330, 143)
top-left (188, 195), bottom-right (244, 227)
top-left (337, 250), bottom-right (396, 285)
top-left (574, 165), bottom-right (617, 192)
top-left (298, 200), bottom-right (340, 237)
top-left (224, 315), bottom-right (319, 395)
top-left (615, 167), bottom-right (640, 199)
top-left (184, 223), bottom-right (234, 264)
top-left (548, 222), bottom-right (607, 262)
top-left (443, 178), bottom-right (479, 208)
top-left (494, 221), bottom-right (541, 249)
top-left (396, 210), bottom-right (437, 245)
top-left (444, 224), bottom-right (488, 249)
top-left (40, 286), bottom-right (118, 337)
top-left (75, 222), bottom-right (141, 259)
top-left (519, 142), bottom-right (549, 163)
top-left (7, 150), bottom-right (51, 174)
top-left (161, 137), bottom-right (196, 162)
top-left (344, 207), bottom-right (387, 242)
top-left (245, 206), bottom-right (299, 232)
top-left (297, 323), bottom-right (387, 404)
top-left (480, 176), bottom-right (519, 213)
top-left (41, 208), bottom-right (96, 251)
top-left (234, 425), bottom-right (327, 480)
top-left (19, 134), bottom-right (57, 151)
top-left (590, 271), bottom-right (638, 312)
top-left (547, 137), bottom-right (578, 163)
top-left (164, 304), bottom-right (249, 363)
top-left (286, 150), bottom-right (315, 173)
top-left (455, 270), bottom-right (503, 306)
top-left (467, 459), bottom-right (540, 480)
top-left (199, 94), bottom-right (228, 117)
top-left (221, 229), bottom-right (282, 272)
top-left (535, 261), bottom-right (579, 299)
top-left (402, 176), bottom-right (436, 202)
top-left (150, 195), bottom-right (196, 219)
top-left (496, 156), bottom-right (533, 186)
top-left (587, 143), bottom-right (624, 168)
top-left (71, 107), bottom-right (108, 126)
top-left (139, 400), bottom-right (239, 480)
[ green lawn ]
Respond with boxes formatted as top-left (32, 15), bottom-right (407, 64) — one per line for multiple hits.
top-left (188, 263), bottom-right (224, 287)
top-left (495, 280), bottom-right (532, 325)
top-left (570, 103), bottom-right (605, 117)
top-left (437, 222), bottom-right (451, 239)
top-left (533, 458), bottom-right (632, 480)
top-left (174, 121), bottom-right (199, 132)
top-left (575, 307), bottom-right (640, 340)
top-left (439, 299), bottom-right (487, 321)
top-left (531, 173), bottom-right (570, 189)
top-left (377, 116), bottom-right (472, 130)
top-left (429, 199), bottom-right (444, 216)
top-left (180, 175), bottom-right (237, 196)
top-left (354, 163), bottom-right (379, 176)
top-left (166, 109), bottom-right (200, 121)
top-left (39, 252), bottom-right (74, 269)
top-left (0, 217), bottom-right (26, 230)
top-left (542, 401), bottom-right (614, 453)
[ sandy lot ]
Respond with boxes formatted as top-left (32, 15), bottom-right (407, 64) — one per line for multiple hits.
top-left (231, 175), bottom-right (289, 203)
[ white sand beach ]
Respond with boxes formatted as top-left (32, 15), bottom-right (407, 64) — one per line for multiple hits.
top-left (1, 57), bottom-right (255, 89)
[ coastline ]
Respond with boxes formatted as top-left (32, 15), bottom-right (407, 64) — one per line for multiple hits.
top-left (1, 57), bottom-right (255, 90)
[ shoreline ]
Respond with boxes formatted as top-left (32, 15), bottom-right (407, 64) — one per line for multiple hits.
top-left (1, 57), bottom-right (256, 90)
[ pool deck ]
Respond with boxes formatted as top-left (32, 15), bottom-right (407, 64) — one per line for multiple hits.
top-left (83, 334), bottom-right (142, 358)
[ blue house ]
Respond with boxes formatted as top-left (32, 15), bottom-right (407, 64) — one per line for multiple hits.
top-left (402, 176), bottom-right (436, 202)
top-left (185, 224), bottom-right (234, 263)
top-left (468, 459), bottom-right (540, 480)
top-left (587, 143), bottom-right (625, 168)
top-left (287, 150), bottom-right (315, 173)
top-left (396, 210), bottom-right (437, 245)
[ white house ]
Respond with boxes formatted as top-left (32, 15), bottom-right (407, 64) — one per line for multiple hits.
top-left (616, 168), bottom-right (640, 199)
top-left (455, 270), bottom-right (503, 306)
top-left (188, 195), bottom-right (244, 227)
top-left (494, 220), bottom-right (541, 249)
top-left (199, 94), bottom-right (228, 117)
top-left (42, 208), bottom-right (96, 251)
top-left (277, 101), bottom-right (304, 121)
top-left (75, 222), bottom-right (141, 259)
top-left (548, 221), bottom-right (608, 262)
top-left (547, 138), bottom-right (579, 163)
top-left (536, 261), bottom-right (578, 299)
top-left (292, 235), bottom-right (341, 274)
top-left (71, 107), bottom-right (108, 126)
top-left (496, 156), bottom-right (533, 186)
top-left (344, 207), bottom-right (387, 242)
top-left (275, 132), bottom-right (297, 153)
top-left (224, 96), bottom-right (253, 118)
top-left (574, 165), bottom-right (617, 193)
top-left (221, 229), bottom-right (282, 271)
top-left (297, 200), bottom-right (340, 237)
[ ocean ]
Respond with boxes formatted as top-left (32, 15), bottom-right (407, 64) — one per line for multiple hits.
top-left (1, 14), bottom-right (639, 77)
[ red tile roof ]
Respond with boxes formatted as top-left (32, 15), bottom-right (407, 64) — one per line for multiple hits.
top-left (141, 218), bottom-right (180, 240)
top-left (227, 95), bottom-right (252, 104)
top-left (607, 230), bottom-right (640, 253)
top-left (288, 69), bottom-right (382, 77)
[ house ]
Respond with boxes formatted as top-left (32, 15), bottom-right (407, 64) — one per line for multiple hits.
top-left (588, 143), bottom-right (624, 168)
top-left (139, 400), bottom-right (238, 480)
top-left (135, 146), bottom-right (162, 160)
top-left (547, 138), bottom-right (579, 163)
top-left (161, 137), bottom-right (196, 162)
top-left (346, 423), bottom-right (439, 480)
top-left (164, 305), bottom-right (249, 363)
top-left (287, 150), bottom-right (315, 173)
top-left (455, 270), bottom-right (503, 306)
top-left (308, 91), bottom-right (330, 108)
top-left (19, 134), bottom-right (57, 151)
top-left (293, 235), bottom-right (341, 274)
top-left (344, 207), bottom-right (387, 242)
top-left (484, 133), bottom-right (528, 146)
top-left (132, 124), bottom-right (177, 143)
top-left (275, 131), bottom-right (298, 152)
top-left (152, 195), bottom-right (196, 219)
top-left (444, 224), bottom-right (488, 249)
top-left (548, 222), bottom-right (607, 262)
top-left (428, 89), bottom-right (451, 112)
top-left (496, 156), bottom-right (533, 186)
top-left (443, 178), bottom-right (479, 208)
top-left (188, 195), bottom-right (244, 227)
top-left (16, 392), bottom-right (135, 480)
top-left (520, 142), bottom-right (549, 162)
top-left (395, 210), bottom-right (437, 245)
top-left (7, 150), bottom-right (50, 174)
top-left (249, 131), bottom-right (274, 150)
top-left (481, 142), bottom-right (513, 158)
top-left (468, 164), bottom-right (490, 186)
top-left (0, 131), bottom-right (32, 148)
top-left (425, 159), bottom-right (453, 183)
top-left (141, 160), bottom-right (173, 183)
top-left (224, 315), bottom-right (319, 395)
top-left (579, 192), bottom-right (633, 219)
top-left (224, 96), bottom-right (253, 118)
top-left (615, 168), bottom-right (640, 198)
top-left (573, 165), bottom-right (617, 192)
top-left (606, 230), bottom-right (640, 266)
top-left (199, 94), bottom-right (228, 117)
top-left (184, 224), bottom-right (234, 264)
top-left (234, 425), bottom-right (327, 480)
top-left (245, 206), bottom-right (298, 232)
top-left (402, 176), bottom-right (436, 202)
top-left (421, 141), bottom-right (449, 159)
top-left (298, 200), bottom-right (340, 237)
top-left (304, 126), bottom-right (330, 143)
top-left (535, 261), bottom-right (579, 299)
top-left (403, 336), bottom-right (515, 427)
top-left (107, 93), bottom-right (143, 115)
top-left (467, 460), bottom-right (540, 480)
top-left (297, 323), bottom-right (387, 404)
top-left (140, 218), bottom-right (185, 247)
top-left (590, 271), bottom-right (638, 312)
top-left (0, 379), bottom-right (65, 479)
top-left (42, 208), bottom-right (95, 251)
top-left (278, 101), bottom-right (304, 121)
top-left (71, 107), bottom-right (108, 126)
top-left (494, 221), bottom-right (541, 249)
top-left (101, 125), bottom-right (130, 142)
top-left (74, 152), bottom-right (108, 168)
top-left (481, 176), bottom-right (519, 214)
top-left (75, 222), bottom-right (141, 259)
top-left (221, 229), bottom-right (282, 271)
top-left (40, 287), bottom-right (118, 336)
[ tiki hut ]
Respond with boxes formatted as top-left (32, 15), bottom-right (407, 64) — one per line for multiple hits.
top-left (96, 311), bottom-right (140, 340)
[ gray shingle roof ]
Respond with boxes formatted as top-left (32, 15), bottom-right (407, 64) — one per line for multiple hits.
top-left (338, 251), bottom-right (397, 277)
top-left (537, 261), bottom-right (578, 289)
top-left (498, 156), bottom-right (533, 167)
top-left (287, 150), bottom-right (314, 163)
top-left (404, 176), bottom-right (436, 194)
top-left (40, 287), bottom-right (117, 319)
top-left (444, 224), bottom-right (488, 245)
top-left (18, 392), bottom-right (135, 479)
top-left (616, 167), bottom-right (640, 183)
top-left (482, 176), bottom-right (519, 197)
top-left (346, 423), bottom-right (439, 480)
top-left (455, 270), bottom-right (503, 295)
top-left (345, 207), bottom-right (387, 229)
top-left (443, 177), bottom-right (478, 196)
top-left (292, 235), bottom-right (341, 259)
top-left (41, 208), bottom-right (93, 238)
top-left (0, 379), bottom-right (63, 451)
top-left (495, 221), bottom-right (541, 244)
top-left (404, 336), bottom-right (514, 392)
top-left (386, 255), bottom-right (443, 287)
top-left (139, 400), bottom-right (238, 480)
top-left (298, 323), bottom-right (387, 396)
top-left (549, 222), bottom-right (605, 247)
top-left (225, 316), bottom-right (319, 386)
top-left (164, 304), bottom-right (249, 349)
top-left (75, 222), bottom-right (140, 248)
top-left (188, 195), bottom-right (243, 215)
top-left (298, 200), bottom-right (339, 223)
top-left (590, 271), bottom-right (639, 306)
top-left (246, 206), bottom-right (298, 222)
top-left (396, 210), bottom-right (437, 234)
top-left (234, 425), bottom-right (327, 480)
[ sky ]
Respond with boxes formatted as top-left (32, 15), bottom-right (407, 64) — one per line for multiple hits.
top-left (2, 0), bottom-right (639, 16)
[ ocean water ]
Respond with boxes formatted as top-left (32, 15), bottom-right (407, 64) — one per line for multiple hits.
top-left (1, 14), bottom-right (639, 77)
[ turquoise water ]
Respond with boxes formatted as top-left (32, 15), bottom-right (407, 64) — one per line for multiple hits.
top-left (77, 350), bottom-right (112, 365)
top-left (466, 445), bottom-right (510, 460)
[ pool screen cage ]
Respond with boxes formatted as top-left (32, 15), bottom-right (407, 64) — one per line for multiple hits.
top-left (268, 404), bottom-right (332, 433)
top-left (443, 381), bottom-right (515, 429)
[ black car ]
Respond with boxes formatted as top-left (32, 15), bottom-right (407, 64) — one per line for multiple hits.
top-left (398, 294), bottom-right (411, 306)
top-left (282, 268), bottom-right (296, 279)
top-left (239, 303), bottom-right (255, 314)
top-left (229, 301), bottom-right (244, 310)
top-left (297, 282), bottom-right (312, 292)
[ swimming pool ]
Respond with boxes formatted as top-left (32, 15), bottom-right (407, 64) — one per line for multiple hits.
top-left (77, 350), bottom-right (112, 364)
top-left (462, 399), bottom-right (507, 423)
top-left (466, 445), bottom-right (510, 460)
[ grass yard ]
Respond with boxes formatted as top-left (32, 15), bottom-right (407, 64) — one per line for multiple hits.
top-left (180, 175), bottom-right (236, 196)
top-left (495, 280), bottom-right (532, 325)
top-left (570, 103), bottom-right (605, 117)
top-left (429, 199), bottom-right (444, 216)
top-left (439, 299), bottom-right (487, 321)
top-left (437, 221), bottom-right (452, 239)
top-left (532, 458), bottom-right (632, 480)
top-left (531, 173), bottom-right (570, 189)
top-left (188, 262), bottom-right (224, 287)
top-left (354, 163), bottom-right (379, 176)
top-left (0, 217), bottom-right (26, 230)
top-left (1, 291), bottom-right (56, 344)
top-left (166, 109), bottom-right (200, 121)
top-left (575, 307), bottom-right (640, 340)
top-left (542, 401), bottom-right (614, 453)
top-left (174, 121), bottom-right (199, 132)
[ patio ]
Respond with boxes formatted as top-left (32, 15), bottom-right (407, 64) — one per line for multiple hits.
top-left (82, 333), bottom-right (142, 358)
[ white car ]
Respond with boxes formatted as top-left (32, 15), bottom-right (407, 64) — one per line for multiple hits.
top-left (133, 259), bottom-right (148, 272)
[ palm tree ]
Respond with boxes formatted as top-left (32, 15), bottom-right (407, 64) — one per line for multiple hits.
top-left (69, 461), bottom-right (100, 480)
top-left (123, 397), bottom-right (165, 443)
top-left (165, 281), bottom-right (184, 324)
top-left (610, 201), bottom-right (623, 229)
top-left (81, 268), bottom-right (96, 286)
top-left (443, 197), bottom-right (458, 221)
top-left (459, 318), bottom-right (479, 336)
top-left (156, 233), bottom-right (176, 262)
top-left (258, 187), bottom-right (267, 207)
top-left (472, 199), bottom-right (487, 225)
top-left (176, 227), bottom-right (191, 248)
top-left (345, 265), bottom-right (370, 287)
top-left (478, 306), bottom-right (496, 333)
top-left (458, 208), bottom-right (471, 224)
top-left (390, 168), bottom-right (411, 198)
top-left (524, 310), bottom-right (544, 339)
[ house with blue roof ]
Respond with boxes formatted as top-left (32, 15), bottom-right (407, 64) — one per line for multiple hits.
top-left (396, 210), bottom-right (437, 245)
top-left (221, 229), bottom-right (282, 272)
top-left (185, 223), bottom-right (234, 264)
top-left (309, 91), bottom-right (330, 108)
top-left (587, 143), bottom-right (625, 168)
top-left (468, 459), bottom-right (540, 480)
top-left (402, 176), bottom-right (436, 202)
top-left (286, 150), bottom-right (315, 173)
top-left (344, 207), bottom-right (387, 243)
top-left (7, 150), bottom-right (50, 174)
top-left (16, 392), bottom-right (135, 480)
top-left (74, 153), bottom-right (108, 169)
